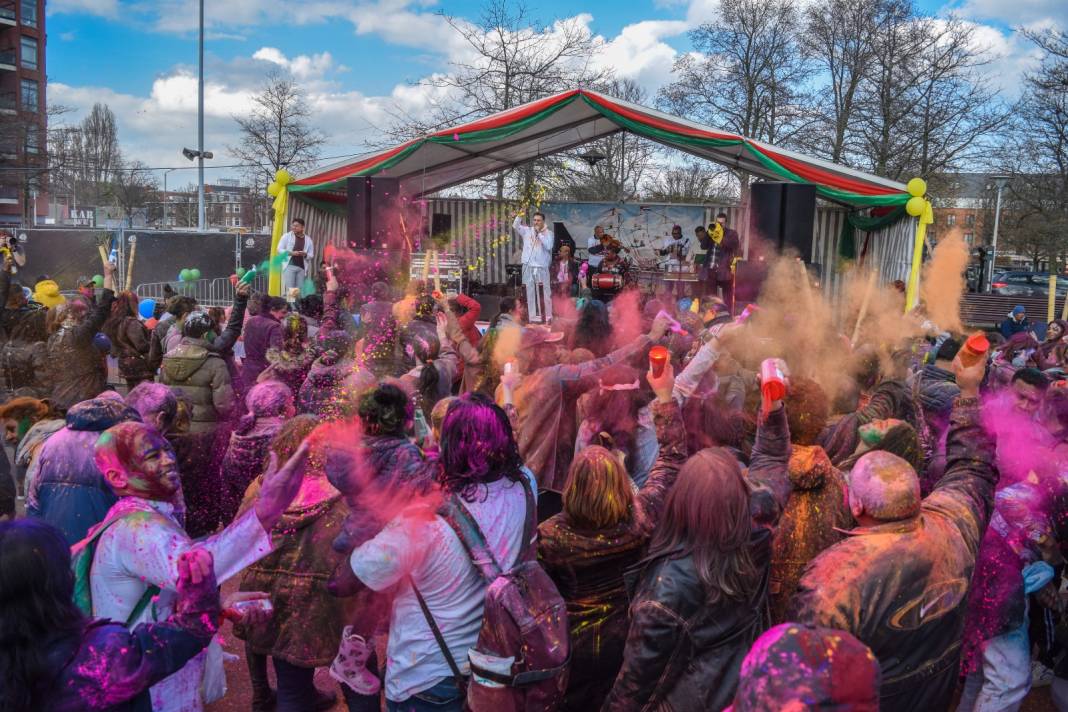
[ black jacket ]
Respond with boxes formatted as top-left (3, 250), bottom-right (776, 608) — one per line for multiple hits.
top-left (602, 407), bottom-right (792, 712)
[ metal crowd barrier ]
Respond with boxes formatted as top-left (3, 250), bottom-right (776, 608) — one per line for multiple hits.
top-left (135, 273), bottom-right (271, 308)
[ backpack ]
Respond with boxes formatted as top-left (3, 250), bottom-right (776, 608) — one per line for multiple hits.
top-left (70, 513), bottom-right (161, 627)
top-left (411, 476), bottom-right (570, 712)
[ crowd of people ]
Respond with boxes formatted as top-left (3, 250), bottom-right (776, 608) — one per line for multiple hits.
top-left (4, 232), bottom-right (1068, 712)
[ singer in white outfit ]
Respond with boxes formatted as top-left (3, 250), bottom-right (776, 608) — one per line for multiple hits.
top-left (513, 211), bottom-right (554, 323)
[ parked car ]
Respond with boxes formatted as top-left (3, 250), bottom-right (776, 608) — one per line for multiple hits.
top-left (990, 271), bottom-right (1068, 297)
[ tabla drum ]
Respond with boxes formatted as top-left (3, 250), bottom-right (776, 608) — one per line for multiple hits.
top-left (591, 273), bottom-right (624, 291)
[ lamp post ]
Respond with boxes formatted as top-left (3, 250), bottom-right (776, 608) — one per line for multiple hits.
top-left (162, 168), bottom-right (177, 229)
top-left (986, 175), bottom-right (1010, 292)
top-left (197, 0), bottom-right (205, 232)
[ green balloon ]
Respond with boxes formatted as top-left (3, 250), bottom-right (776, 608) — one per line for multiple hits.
top-left (179, 269), bottom-right (191, 281)
top-left (92, 274), bottom-right (104, 288)
top-left (189, 268), bottom-right (201, 281)
top-left (235, 267), bottom-right (247, 278)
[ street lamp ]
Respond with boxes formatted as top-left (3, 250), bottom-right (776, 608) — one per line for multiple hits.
top-left (162, 168), bottom-right (178, 229)
top-left (986, 175), bottom-right (1011, 291)
top-left (182, 147), bottom-right (214, 232)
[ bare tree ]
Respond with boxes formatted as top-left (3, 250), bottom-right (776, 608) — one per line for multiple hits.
top-left (108, 162), bottom-right (159, 226)
top-left (853, 8), bottom-right (1008, 180)
top-left (1000, 29), bottom-right (1068, 270)
top-left (395, 0), bottom-right (609, 199)
top-left (804, 0), bottom-right (883, 162)
top-left (644, 161), bottom-right (734, 203)
top-left (660, 0), bottom-right (815, 147)
top-left (230, 73), bottom-right (326, 187)
top-left (658, 0), bottom-right (815, 213)
top-left (49, 103), bottom-right (122, 208)
top-left (557, 79), bottom-right (657, 201)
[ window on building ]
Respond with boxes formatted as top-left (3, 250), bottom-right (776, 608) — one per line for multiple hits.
top-left (24, 125), bottom-right (38, 154)
top-left (946, 214), bottom-right (956, 227)
top-left (20, 79), bottom-right (37, 112)
top-left (20, 0), bottom-right (37, 27)
top-left (964, 232), bottom-right (974, 245)
top-left (965, 214), bottom-right (975, 228)
top-left (20, 36), bottom-right (36, 70)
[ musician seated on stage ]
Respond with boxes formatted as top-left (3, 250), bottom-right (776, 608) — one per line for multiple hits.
top-left (600, 241), bottom-right (628, 273)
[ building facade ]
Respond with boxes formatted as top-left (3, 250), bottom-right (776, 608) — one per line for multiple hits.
top-left (0, 0), bottom-right (46, 226)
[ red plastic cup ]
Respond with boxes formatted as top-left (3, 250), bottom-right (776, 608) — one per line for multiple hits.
top-left (649, 345), bottom-right (670, 378)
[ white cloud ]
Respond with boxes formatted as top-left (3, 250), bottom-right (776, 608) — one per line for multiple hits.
top-left (47, 0), bottom-right (120, 17)
top-left (595, 20), bottom-right (690, 94)
top-left (955, 0), bottom-right (1066, 29)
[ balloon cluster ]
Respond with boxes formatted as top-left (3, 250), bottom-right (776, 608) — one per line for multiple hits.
top-left (905, 178), bottom-right (927, 217)
top-left (178, 268), bottom-right (202, 282)
top-left (267, 169), bottom-right (294, 198)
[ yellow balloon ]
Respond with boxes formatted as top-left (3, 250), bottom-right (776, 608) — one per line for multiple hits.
top-left (275, 169), bottom-right (293, 185)
top-left (907, 177), bottom-right (927, 198)
top-left (906, 196), bottom-right (926, 217)
top-left (267, 182), bottom-right (281, 197)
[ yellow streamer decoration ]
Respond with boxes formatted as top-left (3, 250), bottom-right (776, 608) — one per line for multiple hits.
top-left (904, 198), bottom-right (934, 313)
top-left (268, 169), bottom-right (293, 296)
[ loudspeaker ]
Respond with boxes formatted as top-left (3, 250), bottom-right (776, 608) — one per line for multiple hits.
top-left (431, 213), bottom-right (452, 242)
top-left (748, 182), bottom-right (816, 262)
top-left (346, 177), bottom-right (402, 250)
top-left (734, 258), bottom-right (769, 308)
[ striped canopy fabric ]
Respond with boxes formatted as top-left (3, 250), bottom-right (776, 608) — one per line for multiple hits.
top-left (291, 89), bottom-right (909, 208)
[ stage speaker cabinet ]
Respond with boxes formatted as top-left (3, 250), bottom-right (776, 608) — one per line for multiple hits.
top-left (734, 258), bottom-right (769, 308)
top-left (748, 182), bottom-right (816, 263)
top-left (346, 177), bottom-right (401, 250)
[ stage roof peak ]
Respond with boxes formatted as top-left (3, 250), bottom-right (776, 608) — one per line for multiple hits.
top-left (291, 88), bottom-right (909, 209)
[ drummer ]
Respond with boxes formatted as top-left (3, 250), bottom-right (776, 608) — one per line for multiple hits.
top-left (600, 239), bottom-right (627, 273)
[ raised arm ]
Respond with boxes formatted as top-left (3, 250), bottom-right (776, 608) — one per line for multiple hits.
top-left (210, 283), bottom-right (249, 353)
top-left (454, 293), bottom-right (481, 332)
top-left (635, 365), bottom-right (687, 532)
top-left (927, 355), bottom-right (998, 551)
top-left (554, 315), bottom-right (669, 391)
top-left (748, 379), bottom-right (793, 529)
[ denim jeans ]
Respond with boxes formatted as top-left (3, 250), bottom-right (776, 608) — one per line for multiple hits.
top-left (272, 658), bottom-right (322, 712)
top-left (957, 622), bottom-right (1031, 712)
top-left (386, 678), bottom-right (464, 712)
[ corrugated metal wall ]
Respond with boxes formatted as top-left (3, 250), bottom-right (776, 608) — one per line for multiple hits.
top-left (288, 194), bottom-right (912, 290)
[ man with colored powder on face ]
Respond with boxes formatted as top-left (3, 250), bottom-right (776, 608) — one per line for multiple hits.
top-left (79, 421), bottom-right (310, 712)
top-left (1010, 368), bottom-right (1049, 416)
top-left (790, 349), bottom-right (998, 712)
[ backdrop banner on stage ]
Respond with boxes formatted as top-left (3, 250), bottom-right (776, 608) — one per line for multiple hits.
top-left (539, 201), bottom-right (708, 270)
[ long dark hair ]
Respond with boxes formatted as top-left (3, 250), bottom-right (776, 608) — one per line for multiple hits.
top-left (0, 519), bottom-right (86, 711)
top-left (103, 291), bottom-right (144, 355)
top-left (572, 299), bottom-right (612, 357)
top-left (648, 448), bottom-right (760, 606)
top-left (358, 383), bottom-right (412, 437)
top-left (439, 393), bottom-right (524, 502)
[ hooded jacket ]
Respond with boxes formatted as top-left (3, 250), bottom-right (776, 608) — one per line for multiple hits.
top-left (601, 406), bottom-right (793, 712)
top-left (790, 397), bottom-right (998, 712)
top-left (241, 313), bottom-right (283, 387)
top-left (46, 289), bottom-right (115, 412)
top-left (233, 476), bottom-right (352, 667)
top-left (768, 444), bottom-right (852, 623)
top-left (218, 416), bottom-right (285, 525)
top-left (160, 337), bottom-right (234, 432)
top-left (26, 395), bottom-right (142, 544)
top-left (298, 290), bottom-right (356, 419)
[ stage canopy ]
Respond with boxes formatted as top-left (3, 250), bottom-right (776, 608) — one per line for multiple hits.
top-left (290, 89), bottom-right (909, 209)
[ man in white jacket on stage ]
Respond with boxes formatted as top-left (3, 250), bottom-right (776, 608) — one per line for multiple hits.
top-left (513, 211), bottom-right (553, 323)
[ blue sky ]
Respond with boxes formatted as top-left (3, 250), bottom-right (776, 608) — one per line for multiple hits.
top-left (43, 0), bottom-right (1066, 183)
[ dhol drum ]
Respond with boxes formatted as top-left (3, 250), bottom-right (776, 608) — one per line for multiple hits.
top-left (591, 272), bottom-right (624, 291)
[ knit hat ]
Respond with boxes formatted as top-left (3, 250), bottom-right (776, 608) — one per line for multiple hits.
top-left (1013, 305), bottom-right (1026, 316)
top-left (727, 623), bottom-right (880, 712)
top-left (32, 279), bottom-right (65, 309)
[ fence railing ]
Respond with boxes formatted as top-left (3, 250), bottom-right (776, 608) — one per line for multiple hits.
top-left (135, 273), bottom-right (271, 307)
